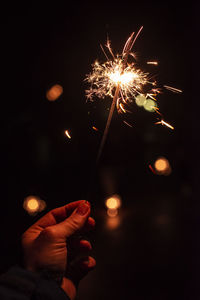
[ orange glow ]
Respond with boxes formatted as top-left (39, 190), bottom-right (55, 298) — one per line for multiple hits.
top-left (147, 61), bottom-right (158, 65)
top-left (65, 130), bottom-right (71, 139)
top-left (92, 126), bottom-right (98, 131)
top-left (154, 157), bottom-right (172, 175)
top-left (105, 194), bottom-right (121, 209)
top-left (46, 84), bottom-right (63, 101)
top-left (27, 199), bottom-right (39, 210)
top-left (107, 208), bottom-right (118, 217)
top-left (23, 196), bottom-right (46, 215)
top-left (106, 215), bottom-right (120, 229)
top-left (155, 119), bottom-right (174, 130)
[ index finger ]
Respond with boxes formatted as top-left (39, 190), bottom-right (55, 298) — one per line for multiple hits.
top-left (34, 200), bottom-right (90, 228)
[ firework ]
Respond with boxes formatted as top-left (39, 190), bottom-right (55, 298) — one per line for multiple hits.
top-left (85, 27), bottom-right (178, 162)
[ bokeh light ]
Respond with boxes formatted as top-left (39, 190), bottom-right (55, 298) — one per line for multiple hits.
top-left (107, 208), bottom-right (118, 217)
top-left (46, 84), bottom-right (63, 101)
top-left (106, 215), bottom-right (120, 230)
top-left (105, 194), bottom-right (121, 210)
top-left (143, 99), bottom-right (157, 112)
top-left (27, 198), bottom-right (39, 210)
top-left (154, 157), bottom-right (172, 175)
top-left (23, 196), bottom-right (46, 215)
top-left (135, 94), bottom-right (146, 106)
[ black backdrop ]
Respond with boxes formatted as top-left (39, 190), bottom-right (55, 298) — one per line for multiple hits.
top-left (1, 1), bottom-right (199, 299)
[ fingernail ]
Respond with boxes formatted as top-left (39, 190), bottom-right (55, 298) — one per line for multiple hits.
top-left (76, 203), bottom-right (90, 216)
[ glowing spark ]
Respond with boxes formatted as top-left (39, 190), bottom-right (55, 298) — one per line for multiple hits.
top-left (155, 119), bottom-right (174, 130)
top-left (92, 126), bottom-right (98, 131)
top-left (147, 61), bottom-right (158, 65)
top-left (86, 58), bottom-right (151, 106)
top-left (65, 130), bottom-right (71, 139)
top-left (119, 102), bottom-right (126, 113)
top-left (85, 27), bottom-right (179, 162)
top-left (123, 120), bottom-right (133, 128)
top-left (164, 85), bottom-right (183, 93)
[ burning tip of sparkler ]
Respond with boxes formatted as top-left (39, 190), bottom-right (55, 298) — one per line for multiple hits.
top-left (65, 130), bottom-right (72, 139)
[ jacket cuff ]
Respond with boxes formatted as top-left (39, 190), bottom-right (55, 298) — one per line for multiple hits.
top-left (0, 266), bottom-right (70, 300)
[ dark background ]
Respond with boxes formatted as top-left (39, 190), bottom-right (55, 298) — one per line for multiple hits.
top-left (1, 1), bottom-right (199, 299)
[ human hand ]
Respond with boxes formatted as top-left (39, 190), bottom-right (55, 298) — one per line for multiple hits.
top-left (22, 200), bottom-right (96, 300)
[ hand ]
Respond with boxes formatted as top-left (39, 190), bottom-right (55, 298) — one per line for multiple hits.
top-left (22, 200), bottom-right (96, 300)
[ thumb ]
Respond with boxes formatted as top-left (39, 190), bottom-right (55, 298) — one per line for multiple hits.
top-left (52, 201), bottom-right (91, 239)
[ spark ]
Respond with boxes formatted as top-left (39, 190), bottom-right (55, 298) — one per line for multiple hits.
top-left (147, 61), bottom-right (158, 65)
top-left (155, 119), bottom-right (174, 130)
top-left (164, 85), bottom-right (182, 93)
top-left (92, 126), bottom-right (99, 131)
top-left (86, 57), bottom-right (153, 111)
top-left (123, 120), bottom-right (133, 128)
top-left (85, 27), bottom-right (179, 162)
top-left (65, 130), bottom-right (72, 139)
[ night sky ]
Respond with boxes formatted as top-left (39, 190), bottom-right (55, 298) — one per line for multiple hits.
top-left (1, 1), bottom-right (199, 299)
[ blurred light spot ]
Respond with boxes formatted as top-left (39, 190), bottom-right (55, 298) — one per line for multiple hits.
top-left (154, 157), bottom-right (172, 175)
top-left (106, 215), bottom-right (120, 230)
top-left (143, 99), bottom-right (157, 112)
top-left (135, 94), bottom-right (146, 107)
top-left (46, 84), bottom-right (63, 101)
top-left (92, 126), bottom-right (98, 131)
top-left (107, 208), bottom-right (118, 217)
top-left (65, 130), bottom-right (71, 139)
top-left (23, 196), bottom-right (46, 215)
top-left (105, 194), bottom-right (121, 209)
top-left (27, 199), bottom-right (39, 210)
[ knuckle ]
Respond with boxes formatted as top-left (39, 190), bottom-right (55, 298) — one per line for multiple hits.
top-left (42, 227), bottom-right (57, 239)
top-left (67, 217), bottom-right (81, 230)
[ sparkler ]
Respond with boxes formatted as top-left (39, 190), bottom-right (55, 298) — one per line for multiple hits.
top-left (85, 27), bottom-right (179, 163)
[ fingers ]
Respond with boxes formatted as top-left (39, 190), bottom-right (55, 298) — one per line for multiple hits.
top-left (31, 200), bottom-right (92, 229)
top-left (66, 256), bottom-right (96, 286)
top-left (50, 202), bottom-right (91, 239)
top-left (67, 238), bottom-right (92, 262)
top-left (51, 201), bottom-right (88, 223)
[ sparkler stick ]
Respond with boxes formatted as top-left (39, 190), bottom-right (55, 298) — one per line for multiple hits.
top-left (96, 84), bottom-right (120, 163)
top-left (95, 27), bottom-right (143, 163)
top-left (86, 26), bottom-right (180, 164)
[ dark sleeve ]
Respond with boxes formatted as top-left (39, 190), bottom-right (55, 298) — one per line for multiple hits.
top-left (0, 266), bottom-right (70, 300)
